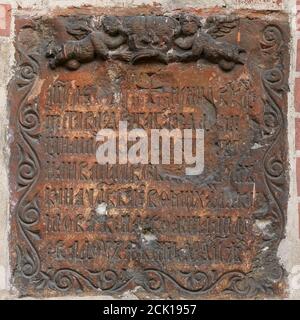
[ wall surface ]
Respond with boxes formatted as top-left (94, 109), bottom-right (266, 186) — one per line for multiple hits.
top-left (0, 0), bottom-right (299, 299)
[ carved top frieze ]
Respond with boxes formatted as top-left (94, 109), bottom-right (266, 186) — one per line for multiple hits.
top-left (46, 14), bottom-right (246, 71)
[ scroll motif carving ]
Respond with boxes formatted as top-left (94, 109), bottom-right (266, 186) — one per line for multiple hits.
top-left (13, 48), bottom-right (41, 289)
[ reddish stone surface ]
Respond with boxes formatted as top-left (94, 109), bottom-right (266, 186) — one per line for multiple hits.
top-left (9, 8), bottom-right (290, 299)
top-left (0, 4), bottom-right (11, 37)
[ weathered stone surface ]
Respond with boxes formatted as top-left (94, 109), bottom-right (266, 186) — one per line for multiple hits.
top-left (9, 8), bottom-right (290, 298)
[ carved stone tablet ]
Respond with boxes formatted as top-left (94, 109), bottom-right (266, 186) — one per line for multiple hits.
top-left (9, 8), bottom-right (290, 298)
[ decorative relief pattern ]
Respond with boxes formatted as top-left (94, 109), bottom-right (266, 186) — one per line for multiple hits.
top-left (46, 14), bottom-right (246, 71)
top-left (10, 11), bottom-right (289, 299)
top-left (13, 48), bottom-right (41, 287)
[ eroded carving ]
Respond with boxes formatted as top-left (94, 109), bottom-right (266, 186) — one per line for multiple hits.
top-left (46, 14), bottom-right (246, 71)
top-left (9, 11), bottom-right (289, 299)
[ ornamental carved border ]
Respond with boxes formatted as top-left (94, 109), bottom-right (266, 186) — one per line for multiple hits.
top-left (9, 11), bottom-right (290, 298)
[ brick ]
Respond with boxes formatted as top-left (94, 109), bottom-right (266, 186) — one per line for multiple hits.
top-left (297, 158), bottom-right (300, 196)
top-left (0, 4), bottom-right (11, 37)
top-left (295, 78), bottom-right (300, 112)
top-left (299, 203), bottom-right (300, 239)
top-left (238, 0), bottom-right (282, 5)
top-left (297, 40), bottom-right (300, 72)
top-left (296, 118), bottom-right (300, 150)
top-left (297, 13), bottom-right (300, 32)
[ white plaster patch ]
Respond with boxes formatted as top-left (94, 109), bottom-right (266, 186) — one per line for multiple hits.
top-left (255, 219), bottom-right (272, 231)
top-left (0, 265), bottom-right (6, 290)
top-left (141, 233), bottom-right (157, 243)
top-left (96, 202), bottom-right (107, 216)
top-left (251, 143), bottom-right (263, 149)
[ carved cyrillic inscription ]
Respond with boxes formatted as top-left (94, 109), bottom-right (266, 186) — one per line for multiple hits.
top-left (9, 10), bottom-right (289, 298)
